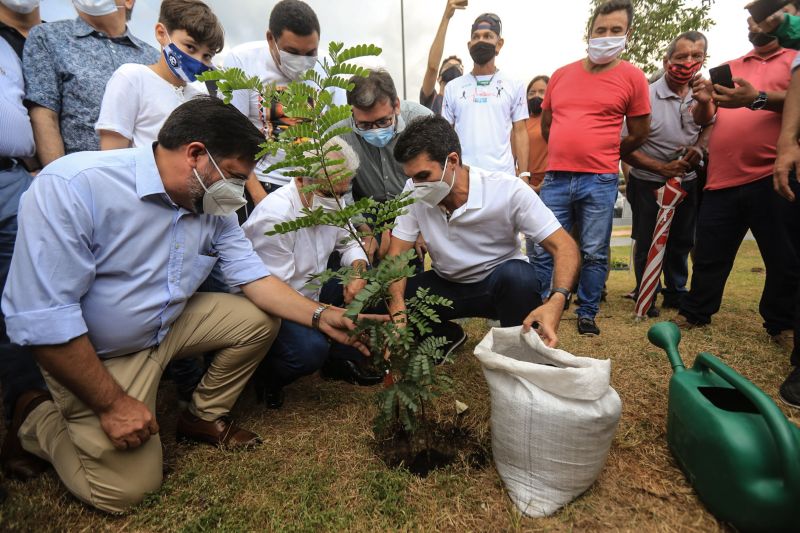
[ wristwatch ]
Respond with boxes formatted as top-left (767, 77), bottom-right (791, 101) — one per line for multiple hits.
top-left (311, 304), bottom-right (330, 330)
top-left (519, 171), bottom-right (531, 184)
top-left (749, 91), bottom-right (768, 111)
top-left (550, 287), bottom-right (572, 304)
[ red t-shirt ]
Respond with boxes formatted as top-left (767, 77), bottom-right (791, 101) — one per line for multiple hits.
top-left (542, 60), bottom-right (650, 174)
top-left (705, 47), bottom-right (795, 190)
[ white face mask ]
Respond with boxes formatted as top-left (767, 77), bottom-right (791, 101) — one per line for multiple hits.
top-left (587, 35), bottom-right (627, 65)
top-left (311, 194), bottom-right (341, 213)
top-left (1, 0), bottom-right (40, 14)
top-left (275, 46), bottom-right (318, 81)
top-left (193, 152), bottom-right (246, 216)
top-left (413, 156), bottom-right (455, 208)
top-left (72, 0), bottom-right (120, 16)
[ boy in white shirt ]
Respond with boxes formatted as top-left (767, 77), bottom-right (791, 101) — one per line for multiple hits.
top-left (95, 0), bottom-right (223, 149)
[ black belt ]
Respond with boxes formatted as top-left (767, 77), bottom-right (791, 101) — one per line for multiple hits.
top-left (0, 157), bottom-right (16, 171)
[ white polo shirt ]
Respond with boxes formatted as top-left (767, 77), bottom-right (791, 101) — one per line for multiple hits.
top-left (392, 167), bottom-right (561, 283)
top-left (241, 179), bottom-right (367, 299)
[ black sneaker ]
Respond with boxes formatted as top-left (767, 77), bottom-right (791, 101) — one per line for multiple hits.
top-left (434, 321), bottom-right (468, 364)
top-left (779, 366), bottom-right (800, 409)
top-left (577, 317), bottom-right (600, 336)
top-left (647, 305), bottom-right (660, 318)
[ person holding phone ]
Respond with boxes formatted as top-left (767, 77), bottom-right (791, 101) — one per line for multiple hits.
top-left (675, 23), bottom-right (799, 364)
top-left (622, 31), bottom-right (714, 316)
top-left (747, 1), bottom-right (800, 49)
top-left (420, 0), bottom-right (466, 116)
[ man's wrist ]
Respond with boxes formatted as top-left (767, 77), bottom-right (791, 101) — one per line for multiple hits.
top-left (311, 304), bottom-right (330, 330)
top-left (519, 171), bottom-right (531, 184)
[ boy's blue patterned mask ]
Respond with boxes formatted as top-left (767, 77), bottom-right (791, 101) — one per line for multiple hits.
top-left (163, 42), bottom-right (212, 83)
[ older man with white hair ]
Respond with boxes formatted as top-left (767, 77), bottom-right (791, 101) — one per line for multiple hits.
top-left (242, 138), bottom-right (380, 408)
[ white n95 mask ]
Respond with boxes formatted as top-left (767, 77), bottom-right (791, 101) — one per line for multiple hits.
top-left (193, 152), bottom-right (246, 216)
top-left (413, 157), bottom-right (455, 208)
top-left (72, 0), bottom-right (120, 16)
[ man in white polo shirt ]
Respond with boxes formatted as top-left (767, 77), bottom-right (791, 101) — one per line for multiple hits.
top-left (386, 116), bottom-right (580, 347)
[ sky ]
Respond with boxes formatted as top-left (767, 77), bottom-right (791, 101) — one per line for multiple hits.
top-left (42, 0), bottom-right (757, 99)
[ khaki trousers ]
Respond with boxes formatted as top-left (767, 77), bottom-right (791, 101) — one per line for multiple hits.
top-left (18, 293), bottom-right (279, 513)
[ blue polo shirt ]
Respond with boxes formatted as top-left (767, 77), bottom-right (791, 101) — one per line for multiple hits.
top-left (22, 17), bottom-right (159, 154)
top-left (2, 146), bottom-right (270, 358)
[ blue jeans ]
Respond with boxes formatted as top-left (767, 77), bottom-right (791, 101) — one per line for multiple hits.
top-left (532, 171), bottom-right (618, 319)
top-left (0, 164), bottom-right (46, 423)
top-left (256, 278), bottom-right (364, 390)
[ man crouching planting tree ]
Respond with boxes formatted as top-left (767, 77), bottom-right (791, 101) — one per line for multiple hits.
top-left (200, 43), bottom-right (471, 434)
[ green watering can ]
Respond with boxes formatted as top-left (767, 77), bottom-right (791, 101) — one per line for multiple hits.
top-left (648, 322), bottom-right (800, 532)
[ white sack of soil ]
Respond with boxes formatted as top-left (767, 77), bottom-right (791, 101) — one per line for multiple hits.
top-left (474, 326), bottom-right (622, 517)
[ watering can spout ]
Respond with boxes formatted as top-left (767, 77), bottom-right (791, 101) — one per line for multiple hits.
top-left (648, 322), bottom-right (686, 372)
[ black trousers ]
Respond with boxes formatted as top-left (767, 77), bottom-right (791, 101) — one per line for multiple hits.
top-left (679, 177), bottom-right (799, 335)
top-left (784, 180), bottom-right (800, 365)
top-left (630, 176), bottom-right (698, 306)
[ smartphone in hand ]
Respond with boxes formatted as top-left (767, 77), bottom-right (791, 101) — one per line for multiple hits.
top-left (709, 64), bottom-right (735, 90)
top-left (747, 0), bottom-right (791, 23)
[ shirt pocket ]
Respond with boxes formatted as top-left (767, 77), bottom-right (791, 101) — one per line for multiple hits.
top-left (189, 255), bottom-right (219, 291)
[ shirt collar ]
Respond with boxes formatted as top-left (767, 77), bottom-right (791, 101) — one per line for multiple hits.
top-left (743, 46), bottom-right (787, 62)
top-left (464, 167), bottom-right (484, 210)
top-left (135, 145), bottom-right (169, 200)
top-left (72, 16), bottom-right (138, 46)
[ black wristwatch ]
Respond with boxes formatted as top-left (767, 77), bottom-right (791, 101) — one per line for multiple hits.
top-left (749, 91), bottom-right (768, 111)
top-left (550, 287), bottom-right (572, 303)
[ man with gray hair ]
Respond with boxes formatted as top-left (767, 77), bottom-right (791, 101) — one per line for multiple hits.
top-left (338, 69), bottom-right (432, 264)
top-left (623, 30), bottom-right (715, 315)
top-left (242, 138), bottom-right (380, 408)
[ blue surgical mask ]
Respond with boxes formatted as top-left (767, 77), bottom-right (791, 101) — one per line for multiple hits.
top-left (163, 40), bottom-right (212, 83)
top-left (356, 124), bottom-right (396, 148)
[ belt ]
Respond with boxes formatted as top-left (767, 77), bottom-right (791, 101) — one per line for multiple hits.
top-left (0, 157), bottom-right (16, 171)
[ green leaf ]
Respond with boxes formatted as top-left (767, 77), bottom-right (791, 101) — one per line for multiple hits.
top-left (337, 44), bottom-right (383, 63)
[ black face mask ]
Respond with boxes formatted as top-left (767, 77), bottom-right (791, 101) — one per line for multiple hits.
top-left (441, 65), bottom-right (462, 83)
top-left (528, 96), bottom-right (543, 115)
top-left (469, 41), bottom-right (496, 65)
top-left (748, 31), bottom-right (777, 48)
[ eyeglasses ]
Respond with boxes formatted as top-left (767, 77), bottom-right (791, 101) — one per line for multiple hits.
top-left (353, 113), bottom-right (395, 131)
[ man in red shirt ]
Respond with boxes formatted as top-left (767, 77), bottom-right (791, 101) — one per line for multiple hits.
top-left (676, 30), bottom-right (799, 352)
top-left (534, 0), bottom-right (651, 336)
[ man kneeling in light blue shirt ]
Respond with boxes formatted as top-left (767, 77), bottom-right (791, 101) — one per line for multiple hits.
top-left (0, 97), bottom-right (375, 514)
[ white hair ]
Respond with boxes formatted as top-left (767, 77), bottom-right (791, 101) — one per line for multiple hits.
top-left (304, 137), bottom-right (360, 182)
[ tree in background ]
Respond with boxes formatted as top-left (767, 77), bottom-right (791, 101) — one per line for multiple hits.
top-left (590, 0), bottom-right (715, 75)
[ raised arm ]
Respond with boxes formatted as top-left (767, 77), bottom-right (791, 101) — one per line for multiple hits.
top-left (421, 0), bottom-right (466, 100)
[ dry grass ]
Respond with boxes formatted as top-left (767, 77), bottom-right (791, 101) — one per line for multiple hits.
top-left (1, 240), bottom-right (796, 532)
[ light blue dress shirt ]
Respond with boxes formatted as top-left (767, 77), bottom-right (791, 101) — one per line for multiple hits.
top-left (1, 146), bottom-right (269, 358)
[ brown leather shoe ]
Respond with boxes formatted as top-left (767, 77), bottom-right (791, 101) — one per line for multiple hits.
top-left (1, 389), bottom-right (52, 480)
top-left (771, 330), bottom-right (794, 352)
top-left (671, 314), bottom-right (699, 331)
top-left (175, 411), bottom-right (262, 448)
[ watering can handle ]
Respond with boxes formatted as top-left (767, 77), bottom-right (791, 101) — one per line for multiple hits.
top-left (695, 352), bottom-right (800, 493)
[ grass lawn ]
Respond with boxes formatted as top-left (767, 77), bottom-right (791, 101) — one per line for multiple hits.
top-left (2, 240), bottom-right (796, 532)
